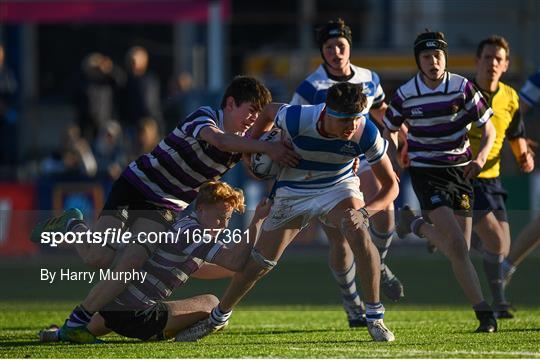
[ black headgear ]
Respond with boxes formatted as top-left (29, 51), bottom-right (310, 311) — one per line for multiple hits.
top-left (413, 31), bottom-right (448, 69)
top-left (316, 19), bottom-right (352, 49)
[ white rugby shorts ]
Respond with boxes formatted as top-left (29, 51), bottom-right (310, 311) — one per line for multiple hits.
top-left (262, 176), bottom-right (364, 231)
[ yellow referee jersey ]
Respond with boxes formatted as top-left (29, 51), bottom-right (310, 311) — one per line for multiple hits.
top-left (469, 81), bottom-right (524, 179)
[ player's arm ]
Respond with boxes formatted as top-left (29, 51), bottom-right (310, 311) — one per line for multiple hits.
top-left (368, 102), bottom-right (388, 126)
top-left (249, 103), bottom-right (288, 140)
top-left (191, 263), bottom-right (235, 279)
top-left (382, 126), bottom-right (402, 174)
top-left (519, 98), bottom-right (533, 114)
top-left (364, 154), bottom-right (399, 215)
top-left (509, 138), bottom-right (534, 173)
top-left (209, 199), bottom-right (271, 272)
top-left (358, 119), bottom-right (399, 215)
top-left (199, 116), bottom-right (299, 167)
top-left (382, 92), bottom-right (406, 152)
top-left (464, 120), bottom-right (496, 180)
top-left (378, 98), bottom-right (408, 173)
top-left (507, 107), bottom-right (534, 173)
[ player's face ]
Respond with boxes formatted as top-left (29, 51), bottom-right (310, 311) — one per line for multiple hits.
top-left (227, 98), bottom-right (260, 133)
top-left (322, 37), bottom-right (350, 74)
top-left (325, 114), bottom-right (362, 140)
top-left (197, 201), bottom-right (234, 234)
top-left (476, 44), bottom-right (508, 82)
top-left (419, 49), bottom-right (446, 81)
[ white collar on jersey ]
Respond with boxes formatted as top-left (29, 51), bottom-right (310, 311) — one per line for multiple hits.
top-left (416, 71), bottom-right (449, 94)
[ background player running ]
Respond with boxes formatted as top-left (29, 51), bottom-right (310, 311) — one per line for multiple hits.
top-left (385, 30), bottom-right (498, 332)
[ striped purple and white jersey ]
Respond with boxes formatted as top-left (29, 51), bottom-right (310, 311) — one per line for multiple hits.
top-left (122, 106), bottom-right (242, 211)
top-left (519, 69), bottom-right (540, 107)
top-left (383, 72), bottom-right (493, 168)
top-left (112, 213), bottom-right (224, 310)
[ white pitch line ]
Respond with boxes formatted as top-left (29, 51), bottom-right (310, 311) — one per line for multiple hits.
top-left (286, 346), bottom-right (540, 357)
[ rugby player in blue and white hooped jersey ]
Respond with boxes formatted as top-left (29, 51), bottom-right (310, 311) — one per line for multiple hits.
top-left (519, 69), bottom-right (540, 112)
top-left (384, 31), bottom-right (499, 333)
top-left (31, 76), bottom-right (300, 343)
top-left (290, 19), bottom-right (404, 327)
top-left (175, 82), bottom-right (399, 342)
top-left (38, 181), bottom-right (272, 343)
top-left (502, 69), bottom-right (540, 284)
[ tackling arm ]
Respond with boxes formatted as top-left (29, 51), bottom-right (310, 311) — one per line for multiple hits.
top-left (208, 199), bottom-right (271, 272)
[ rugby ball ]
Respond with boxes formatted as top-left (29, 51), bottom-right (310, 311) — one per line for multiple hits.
top-left (250, 128), bottom-right (282, 180)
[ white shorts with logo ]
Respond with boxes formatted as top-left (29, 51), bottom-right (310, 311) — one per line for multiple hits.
top-left (262, 176), bottom-right (364, 231)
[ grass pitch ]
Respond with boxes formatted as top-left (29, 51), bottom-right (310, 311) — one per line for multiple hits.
top-left (1, 303), bottom-right (539, 358)
top-left (1, 249), bottom-right (539, 358)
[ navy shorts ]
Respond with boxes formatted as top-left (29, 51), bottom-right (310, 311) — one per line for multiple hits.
top-left (100, 176), bottom-right (179, 252)
top-left (409, 166), bottom-right (474, 217)
top-left (473, 177), bottom-right (508, 222)
top-left (100, 302), bottom-right (169, 341)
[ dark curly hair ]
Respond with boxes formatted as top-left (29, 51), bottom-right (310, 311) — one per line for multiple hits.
top-left (326, 82), bottom-right (367, 115)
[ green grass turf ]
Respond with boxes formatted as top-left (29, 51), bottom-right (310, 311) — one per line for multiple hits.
top-left (1, 249), bottom-right (539, 358)
top-left (1, 303), bottom-right (539, 358)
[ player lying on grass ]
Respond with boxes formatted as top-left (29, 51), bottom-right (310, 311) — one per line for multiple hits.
top-left (31, 76), bottom-right (300, 342)
top-left (38, 181), bottom-right (271, 343)
top-left (175, 82), bottom-right (399, 342)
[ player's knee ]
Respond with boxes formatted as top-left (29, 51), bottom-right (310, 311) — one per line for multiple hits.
top-left (328, 234), bottom-right (350, 254)
top-left (340, 216), bottom-right (370, 247)
top-left (244, 248), bottom-right (277, 279)
top-left (201, 294), bottom-right (219, 314)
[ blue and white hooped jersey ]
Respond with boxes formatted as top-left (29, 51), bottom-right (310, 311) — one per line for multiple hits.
top-left (290, 64), bottom-right (385, 113)
top-left (274, 104), bottom-right (387, 190)
top-left (519, 69), bottom-right (540, 107)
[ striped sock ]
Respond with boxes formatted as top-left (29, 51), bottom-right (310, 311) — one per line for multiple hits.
top-left (410, 217), bottom-right (426, 237)
top-left (66, 304), bottom-right (94, 328)
top-left (330, 262), bottom-right (365, 319)
top-left (365, 302), bottom-right (385, 323)
top-left (210, 305), bottom-right (232, 326)
top-left (370, 227), bottom-right (394, 263)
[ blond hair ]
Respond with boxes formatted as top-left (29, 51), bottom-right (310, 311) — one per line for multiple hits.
top-left (196, 181), bottom-right (245, 213)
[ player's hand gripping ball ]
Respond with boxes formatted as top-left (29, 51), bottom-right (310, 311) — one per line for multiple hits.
top-left (250, 128), bottom-right (283, 180)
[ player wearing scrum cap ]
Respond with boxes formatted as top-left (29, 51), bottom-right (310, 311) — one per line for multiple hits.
top-left (385, 30), bottom-right (498, 332)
